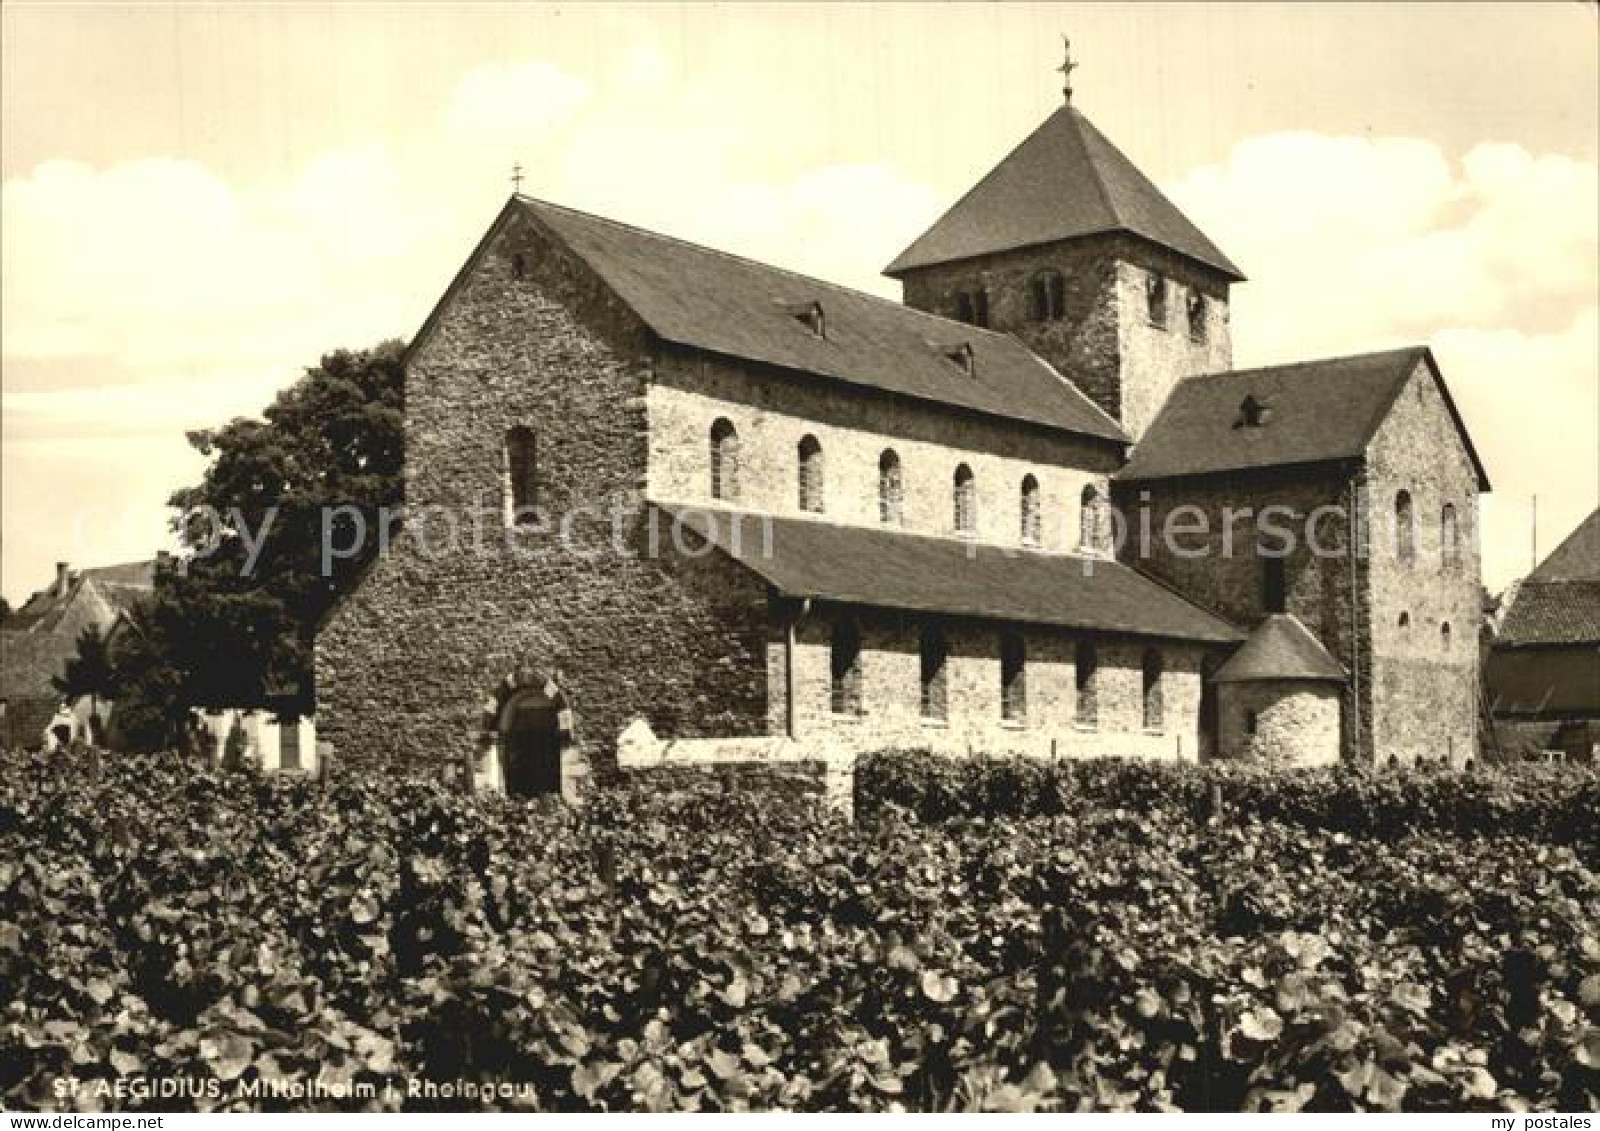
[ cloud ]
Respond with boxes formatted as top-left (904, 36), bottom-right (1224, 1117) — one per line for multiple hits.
top-left (1, 50), bottom-right (944, 598)
top-left (4, 62), bottom-right (1594, 601)
top-left (1169, 133), bottom-right (1598, 590)
top-left (1, 148), bottom-right (429, 385)
top-left (1434, 311), bottom-right (1599, 590)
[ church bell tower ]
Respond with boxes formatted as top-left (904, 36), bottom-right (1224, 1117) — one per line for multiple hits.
top-left (885, 43), bottom-right (1244, 442)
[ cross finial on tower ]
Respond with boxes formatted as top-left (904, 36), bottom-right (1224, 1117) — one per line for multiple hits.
top-left (1057, 35), bottom-right (1077, 104)
top-left (510, 161), bottom-right (524, 194)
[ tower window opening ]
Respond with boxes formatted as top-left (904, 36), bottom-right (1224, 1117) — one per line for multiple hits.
top-left (1187, 290), bottom-right (1207, 342)
top-left (1146, 272), bottom-right (1167, 327)
top-left (1032, 271), bottom-right (1066, 321)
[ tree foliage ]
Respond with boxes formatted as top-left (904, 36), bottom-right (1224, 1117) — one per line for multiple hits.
top-left (95, 342), bottom-right (404, 740)
top-left (52, 627), bottom-right (114, 707)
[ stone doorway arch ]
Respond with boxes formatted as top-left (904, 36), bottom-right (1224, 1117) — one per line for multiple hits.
top-left (476, 667), bottom-right (584, 802)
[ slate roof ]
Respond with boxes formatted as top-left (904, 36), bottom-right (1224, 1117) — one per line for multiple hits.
top-left (1529, 509), bottom-right (1599, 583)
top-left (516, 197), bottom-right (1127, 443)
top-left (1493, 512), bottom-right (1600, 647)
top-left (2, 560), bottom-right (155, 706)
top-left (663, 506), bottom-right (1242, 644)
top-left (885, 105), bottom-right (1243, 280)
top-left (1496, 582), bottom-right (1600, 647)
top-left (5, 560), bottom-right (155, 633)
top-left (1210, 614), bottom-right (1346, 684)
top-left (1116, 347), bottom-right (1490, 488)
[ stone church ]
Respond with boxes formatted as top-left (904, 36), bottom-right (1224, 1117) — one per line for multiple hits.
top-left (315, 92), bottom-right (1488, 797)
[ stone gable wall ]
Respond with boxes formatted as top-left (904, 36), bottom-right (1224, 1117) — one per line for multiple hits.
top-left (315, 210), bottom-right (775, 776)
top-left (1360, 362), bottom-right (1483, 765)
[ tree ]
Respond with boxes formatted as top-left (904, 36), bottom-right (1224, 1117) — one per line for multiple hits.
top-left (106, 341), bottom-right (405, 747)
top-left (0, 596), bottom-right (11, 621)
top-left (94, 594), bottom-right (210, 753)
top-left (53, 626), bottom-right (115, 737)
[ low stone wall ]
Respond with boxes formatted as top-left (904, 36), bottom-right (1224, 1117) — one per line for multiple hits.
top-left (616, 719), bottom-right (854, 816)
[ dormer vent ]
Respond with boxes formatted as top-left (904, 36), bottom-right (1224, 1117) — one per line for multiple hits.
top-left (781, 299), bottom-right (827, 339)
top-left (937, 341), bottom-right (975, 377)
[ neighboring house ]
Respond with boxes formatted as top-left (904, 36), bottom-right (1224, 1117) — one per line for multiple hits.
top-left (1, 559), bottom-right (156, 749)
top-left (1486, 509), bottom-right (1600, 760)
top-left (199, 706), bottom-right (321, 775)
top-left (315, 90), bottom-right (1489, 798)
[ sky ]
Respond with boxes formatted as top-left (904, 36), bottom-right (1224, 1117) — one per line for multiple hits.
top-left (2, 1), bottom-right (1596, 604)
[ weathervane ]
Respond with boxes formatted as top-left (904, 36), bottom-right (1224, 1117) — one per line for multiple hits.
top-left (1057, 35), bottom-right (1077, 104)
top-left (511, 161), bottom-right (524, 193)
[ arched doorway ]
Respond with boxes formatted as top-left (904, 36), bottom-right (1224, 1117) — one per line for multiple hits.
top-left (500, 688), bottom-right (562, 797)
top-left (476, 666), bottom-right (580, 800)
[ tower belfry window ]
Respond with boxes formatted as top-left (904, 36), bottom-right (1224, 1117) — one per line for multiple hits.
top-left (954, 290), bottom-right (989, 328)
top-left (1031, 271), bottom-right (1066, 322)
top-left (1146, 272), bottom-right (1167, 327)
top-left (1187, 291), bottom-right (1207, 342)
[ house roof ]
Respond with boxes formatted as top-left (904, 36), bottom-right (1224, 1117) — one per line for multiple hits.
top-left (1210, 614), bottom-right (1347, 684)
top-left (1494, 511), bottom-right (1600, 647)
top-left (663, 506), bottom-right (1243, 644)
top-left (2, 560), bottom-right (155, 702)
top-left (1529, 508), bottom-right (1600, 583)
top-left (4, 560), bottom-right (155, 635)
top-left (1115, 347), bottom-right (1490, 489)
top-left (884, 105), bottom-right (1243, 280)
top-left (516, 197), bottom-right (1127, 444)
top-left (1495, 580), bottom-right (1600, 647)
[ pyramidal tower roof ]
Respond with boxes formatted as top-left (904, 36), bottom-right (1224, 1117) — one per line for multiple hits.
top-left (885, 104), bottom-right (1244, 281)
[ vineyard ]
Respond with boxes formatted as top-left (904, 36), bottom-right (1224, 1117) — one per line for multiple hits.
top-left (2, 747), bottom-right (1596, 1112)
